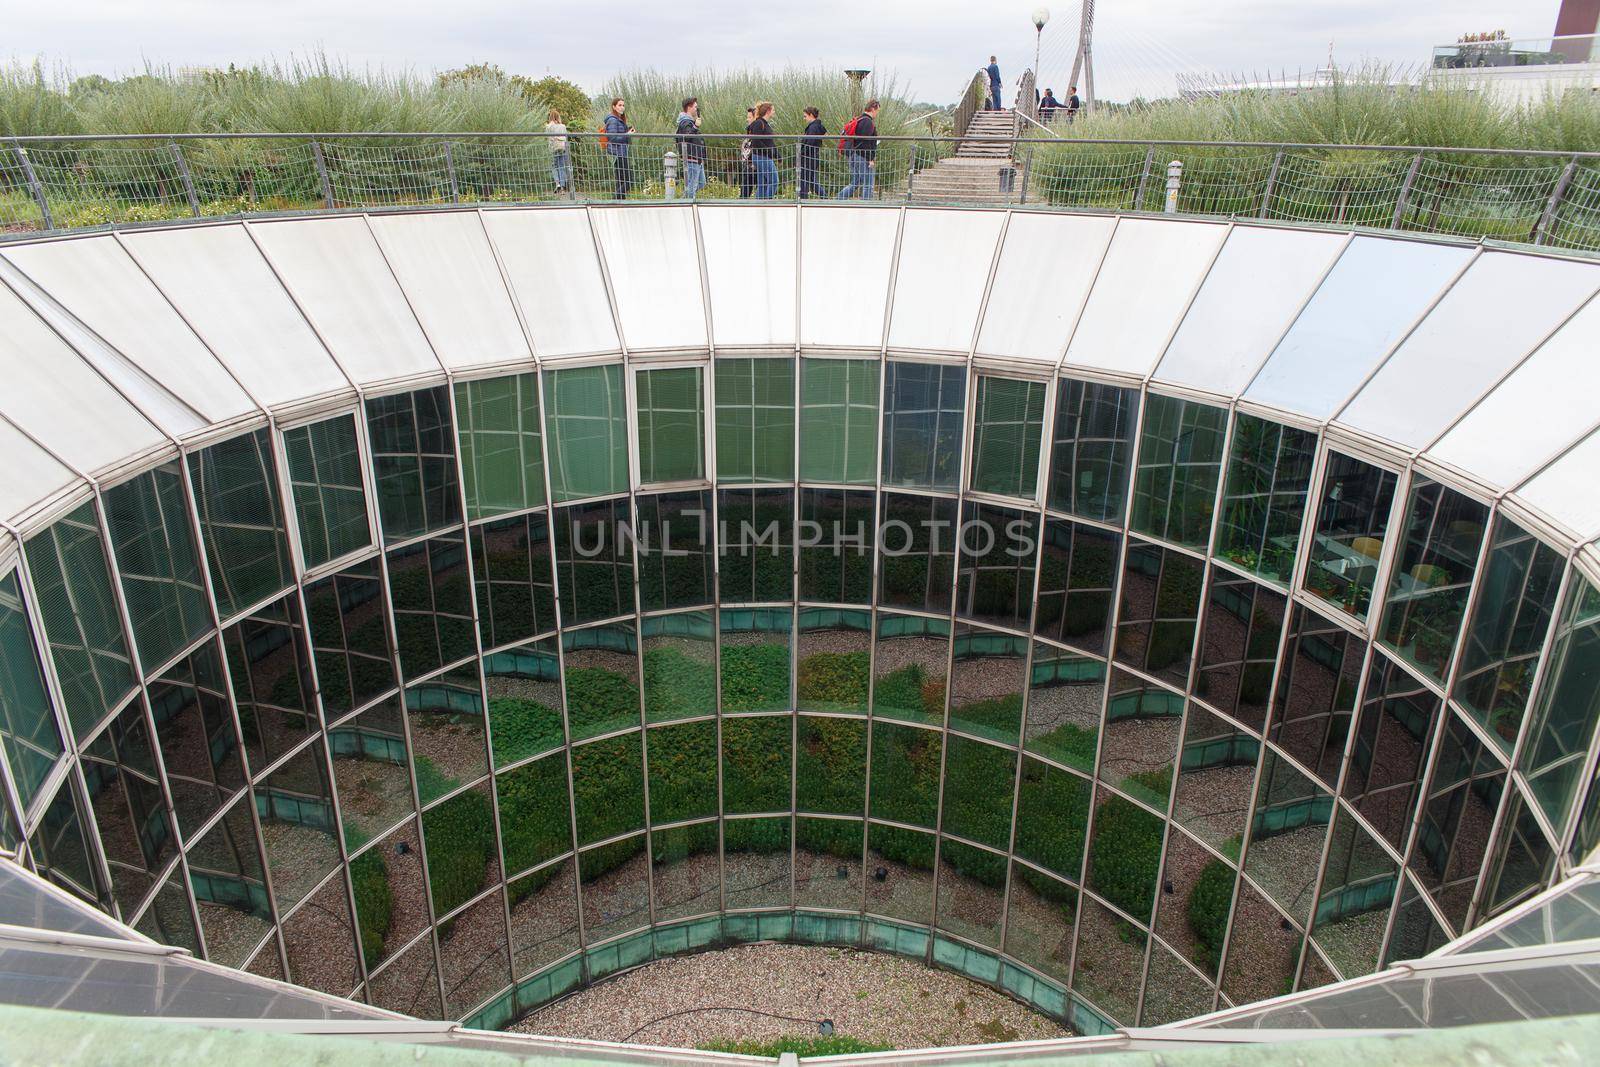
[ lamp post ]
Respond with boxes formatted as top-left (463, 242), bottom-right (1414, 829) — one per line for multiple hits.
top-left (845, 69), bottom-right (871, 117)
top-left (1032, 7), bottom-right (1050, 80)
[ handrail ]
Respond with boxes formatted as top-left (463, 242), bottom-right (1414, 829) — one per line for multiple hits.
top-left (1015, 68), bottom-right (1038, 130)
top-left (951, 69), bottom-right (989, 141)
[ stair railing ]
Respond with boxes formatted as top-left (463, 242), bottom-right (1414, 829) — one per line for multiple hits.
top-left (952, 69), bottom-right (989, 141)
top-left (1015, 68), bottom-right (1038, 133)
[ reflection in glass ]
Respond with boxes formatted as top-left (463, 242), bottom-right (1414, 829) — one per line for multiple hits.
top-left (800, 357), bottom-right (878, 485)
top-left (1004, 861), bottom-right (1076, 983)
top-left (81, 700), bottom-right (173, 914)
top-left (580, 834), bottom-right (650, 941)
top-left (648, 719), bottom-right (717, 824)
top-left (496, 752), bottom-right (571, 876)
top-left (720, 609), bottom-right (790, 713)
top-left (1087, 788), bottom-right (1164, 925)
top-left (1073, 895), bottom-right (1143, 1025)
top-left (149, 640), bottom-right (243, 836)
top-left (1170, 706), bottom-right (1257, 858)
top-left (1379, 477), bottom-right (1488, 685)
top-left (956, 502), bottom-right (1039, 632)
top-left (282, 872), bottom-right (360, 996)
top-left (636, 491), bottom-right (714, 612)
top-left (225, 596), bottom-right (318, 776)
top-left (439, 889), bottom-right (511, 1017)
top-left (1014, 757), bottom-right (1089, 881)
top-left (652, 821), bottom-right (720, 921)
top-left (641, 611), bottom-right (715, 723)
top-left (484, 638), bottom-right (563, 768)
top-left (940, 736), bottom-right (1015, 850)
top-left (797, 609), bottom-right (870, 714)
top-left (878, 493), bottom-right (957, 613)
top-left (455, 371), bottom-right (545, 521)
top-left (29, 782), bottom-right (105, 907)
top-left (365, 385), bottom-right (460, 542)
top-left (1268, 607), bottom-right (1363, 787)
top-left (1219, 881), bottom-right (1301, 1007)
top-left (1385, 874), bottom-right (1450, 964)
top-left (970, 375), bottom-right (1046, 499)
top-left (935, 838), bottom-right (1005, 946)
top-left (1484, 788), bottom-right (1557, 918)
top-left (1311, 809), bottom-right (1396, 979)
top-left (282, 413), bottom-right (372, 568)
top-left (422, 780), bottom-right (499, 916)
top-left (471, 510), bottom-right (556, 650)
top-left (868, 722), bottom-right (941, 829)
top-left (1141, 944), bottom-right (1216, 1025)
top-left (406, 665), bottom-right (487, 805)
top-left (1305, 453), bottom-right (1396, 620)
top-left (1517, 577), bottom-right (1600, 831)
top-left (348, 819), bottom-right (430, 973)
top-left (509, 858), bottom-right (580, 976)
top-left (134, 867), bottom-right (201, 954)
top-left (543, 364), bottom-right (629, 502)
top-left (387, 532), bottom-right (475, 680)
top-left (949, 626), bottom-right (1026, 744)
top-left (865, 823), bottom-right (935, 924)
top-left (1410, 712), bottom-right (1504, 929)
top-left (722, 715), bottom-right (791, 814)
top-left (718, 489), bottom-right (793, 603)
top-left (329, 697), bottom-right (414, 850)
top-left (188, 427), bottom-right (294, 619)
top-left (0, 569), bottom-right (67, 807)
top-left (103, 461), bottom-right (211, 672)
top-left (1035, 520), bottom-right (1119, 654)
top-left (798, 489), bottom-right (874, 604)
top-left (882, 361), bottom-right (964, 491)
top-left (872, 613), bottom-right (949, 726)
top-left (368, 935), bottom-right (443, 1019)
top-left (1114, 540), bottom-right (1204, 689)
top-left (1153, 827), bottom-right (1234, 979)
top-left (305, 560), bottom-right (395, 718)
top-left (795, 818), bottom-right (862, 911)
top-left (552, 498), bottom-right (634, 626)
top-left (725, 816), bottom-right (791, 909)
top-left (572, 732), bottom-right (644, 846)
top-left (1100, 671), bottom-right (1183, 809)
top-left (1196, 573), bottom-right (1285, 730)
top-left (1130, 394), bottom-right (1227, 549)
top-left (561, 621), bottom-right (640, 741)
top-left (1244, 753), bottom-right (1331, 923)
top-left (796, 716), bottom-right (866, 815)
top-left (1048, 377), bottom-right (1137, 524)
top-left (714, 357), bottom-right (794, 484)
top-left (1343, 653), bottom-right (1441, 851)
top-left (1214, 415), bottom-right (1315, 587)
top-left (1023, 643), bottom-right (1104, 773)
top-left (635, 366), bottom-right (705, 484)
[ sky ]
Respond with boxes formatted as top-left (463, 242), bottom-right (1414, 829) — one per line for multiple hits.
top-left (3, 0), bottom-right (1570, 103)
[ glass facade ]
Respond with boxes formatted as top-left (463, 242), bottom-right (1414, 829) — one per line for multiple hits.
top-left (1, 207), bottom-right (1596, 1040)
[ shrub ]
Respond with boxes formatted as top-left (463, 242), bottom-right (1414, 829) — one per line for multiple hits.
top-left (572, 733), bottom-right (644, 845)
top-left (488, 696), bottom-right (561, 766)
top-left (647, 720), bottom-right (717, 824)
top-left (700, 1036), bottom-right (892, 1056)
top-left (349, 848), bottom-right (392, 970)
top-left (720, 641), bottom-right (789, 712)
top-left (796, 816), bottom-right (862, 860)
top-left (721, 716), bottom-right (791, 814)
top-left (1014, 759), bottom-right (1090, 880)
top-left (1088, 794), bottom-right (1164, 922)
top-left (496, 754), bottom-right (571, 875)
top-left (940, 736), bottom-right (1016, 850)
top-left (796, 717), bottom-right (866, 815)
top-left (565, 666), bottom-right (640, 738)
top-left (642, 645), bottom-right (714, 721)
top-left (1188, 859), bottom-right (1236, 971)
top-left (868, 723), bottom-right (940, 828)
top-left (796, 649), bottom-right (870, 711)
top-left (422, 787), bottom-right (495, 915)
top-left (870, 823), bottom-right (934, 871)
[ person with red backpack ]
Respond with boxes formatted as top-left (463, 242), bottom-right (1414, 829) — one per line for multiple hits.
top-left (838, 100), bottom-right (879, 200)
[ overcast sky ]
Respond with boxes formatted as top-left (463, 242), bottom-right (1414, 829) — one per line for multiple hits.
top-left (5, 0), bottom-right (1569, 103)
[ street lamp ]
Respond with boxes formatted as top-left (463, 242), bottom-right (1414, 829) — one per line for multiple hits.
top-left (1032, 7), bottom-right (1050, 80)
top-left (845, 69), bottom-right (871, 118)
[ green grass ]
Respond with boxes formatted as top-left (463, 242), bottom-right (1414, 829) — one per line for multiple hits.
top-left (698, 1035), bottom-right (893, 1056)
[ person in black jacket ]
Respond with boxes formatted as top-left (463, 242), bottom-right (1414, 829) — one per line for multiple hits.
top-left (676, 97), bottom-right (707, 199)
top-left (798, 106), bottom-right (826, 199)
top-left (748, 101), bottom-right (778, 198)
top-left (739, 106), bottom-right (756, 198)
top-left (839, 100), bottom-right (878, 200)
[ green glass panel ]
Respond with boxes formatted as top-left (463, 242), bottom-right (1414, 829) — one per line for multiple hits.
top-left (29, 780), bottom-right (104, 906)
top-left (255, 739), bottom-right (340, 910)
top-left (188, 428), bottom-right (294, 619)
top-left (552, 498), bottom-right (634, 625)
top-left (472, 510), bottom-right (556, 649)
top-left (956, 501), bottom-right (1039, 631)
top-left (0, 572), bottom-right (63, 810)
top-left (497, 752), bottom-right (572, 876)
top-left (82, 699), bottom-right (173, 913)
top-left (304, 559), bottom-right (395, 718)
top-left (1048, 377), bottom-right (1137, 524)
top-left (562, 621), bottom-right (639, 741)
top-left (187, 798), bottom-right (272, 968)
top-left (1129, 393), bottom-right (1227, 549)
top-left (387, 532), bottom-right (475, 681)
top-left (1518, 577), bottom-right (1600, 831)
top-left (935, 837), bottom-right (1006, 946)
top-left (642, 610), bottom-right (715, 723)
top-left (1086, 787), bottom-right (1163, 924)
top-left (485, 637), bottom-right (563, 768)
top-left (1035, 519), bottom-right (1119, 655)
top-left (1023, 643), bottom-right (1104, 773)
top-left (868, 721), bottom-right (941, 828)
top-left (872, 613), bottom-right (948, 726)
top-left (543, 364), bottom-right (628, 501)
top-left (722, 715), bottom-right (791, 814)
top-left (800, 358), bottom-right (878, 485)
top-left (949, 625), bottom-right (1027, 744)
top-left (1379, 476), bottom-right (1488, 685)
top-left (970, 375), bottom-right (1046, 499)
top-left (1215, 415), bottom-right (1316, 587)
top-left (104, 462), bottom-right (211, 673)
top-left (422, 781), bottom-right (498, 915)
top-left (406, 664), bottom-right (487, 805)
top-left (795, 715), bottom-right (866, 815)
top-left (796, 608), bottom-right (870, 715)
top-left (636, 366), bottom-right (704, 484)
top-left (455, 372), bottom-right (545, 520)
top-left (720, 610), bottom-right (790, 713)
top-left (149, 640), bottom-right (246, 836)
top-left (366, 386), bottom-right (461, 542)
top-left (282, 414), bottom-right (372, 568)
top-left (940, 735), bottom-right (1015, 850)
top-left (719, 488), bottom-right (794, 604)
top-left (1304, 452), bottom-right (1396, 621)
top-left (653, 821), bottom-right (720, 921)
top-left (798, 489), bottom-right (874, 604)
top-left (1248, 751), bottom-right (1333, 922)
top-left (648, 719), bottom-right (717, 824)
top-left (24, 504), bottom-right (135, 738)
top-left (572, 731), bottom-right (643, 845)
top-left (1114, 539), bottom-right (1204, 690)
top-left (725, 816), bottom-right (791, 909)
top-left (714, 357), bottom-right (794, 483)
top-left (878, 493), bottom-right (958, 613)
top-left (865, 822), bottom-right (934, 924)
top-left (636, 490), bottom-right (714, 612)
top-left (881, 361), bottom-right (964, 491)
top-left (328, 697), bottom-right (414, 850)
top-left (1014, 757), bottom-right (1090, 880)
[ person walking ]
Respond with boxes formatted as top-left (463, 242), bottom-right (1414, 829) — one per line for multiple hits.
top-left (603, 97), bottom-right (633, 200)
top-left (546, 108), bottom-right (570, 192)
top-left (748, 102), bottom-right (778, 199)
top-left (739, 106), bottom-right (756, 198)
top-left (1039, 89), bottom-right (1059, 126)
top-left (838, 99), bottom-right (878, 200)
top-left (986, 56), bottom-right (1002, 110)
top-left (676, 97), bottom-right (707, 200)
top-left (1066, 85), bottom-right (1082, 123)
top-left (798, 106), bottom-right (826, 199)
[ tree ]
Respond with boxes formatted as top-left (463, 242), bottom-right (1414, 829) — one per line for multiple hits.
top-left (437, 64), bottom-right (591, 126)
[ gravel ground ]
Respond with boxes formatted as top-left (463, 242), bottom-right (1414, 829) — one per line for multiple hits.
top-left (260, 821), bottom-right (343, 907)
top-left (513, 942), bottom-right (1073, 1049)
top-left (282, 872), bottom-right (360, 997)
top-left (1312, 906), bottom-right (1387, 978)
top-left (1172, 765), bottom-right (1254, 851)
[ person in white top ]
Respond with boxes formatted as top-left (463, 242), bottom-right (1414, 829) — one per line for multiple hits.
top-left (546, 108), bottom-right (570, 193)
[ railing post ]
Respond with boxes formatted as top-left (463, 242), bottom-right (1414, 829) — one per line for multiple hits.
top-left (1259, 149), bottom-right (1284, 218)
top-left (310, 140), bottom-right (335, 210)
top-left (168, 140), bottom-right (201, 217)
top-left (1133, 146), bottom-right (1155, 211)
top-left (1534, 154), bottom-right (1580, 245)
top-left (1165, 159), bottom-right (1184, 213)
top-left (443, 141), bottom-right (461, 203)
top-left (1391, 151), bottom-right (1424, 230)
top-left (1018, 143), bottom-right (1036, 205)
top-left (10, 141), bottom-right (52, 230)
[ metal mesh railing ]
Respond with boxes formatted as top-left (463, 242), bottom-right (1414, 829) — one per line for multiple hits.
top-left (6, 133), bottom-right (1600, 254)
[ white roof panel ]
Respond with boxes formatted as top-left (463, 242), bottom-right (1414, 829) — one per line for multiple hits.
top-left (698, 205), bottom-right (796, 348)
top-left (799, 207), bottom-right (900, 349)
top-left (119, 224), bottom-right (349, 407)
top-left (1156, 225), bottom-right (1348, 397)
top-left (888, 209), bottom-right (1006, 353)
top-left (1520, 427), bottom-right (1600, 542)
top-left (0, 418), bottom-right (76, 528)
top-left (975, 212), bottom-right (1117, 363)
top-left (480, 208), bottom-right (619, 358)
top-left (366, 211), bottom-right (530, 370)
top-left (247, 217), bottom-right (441, 385)
top-left (589, 206), bottom-right (706, 351)
top-left (1064, 217), bottom-right (1228, 377)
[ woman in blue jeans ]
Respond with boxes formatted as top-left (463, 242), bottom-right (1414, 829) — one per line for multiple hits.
top-left (545, 108), bottom-right (570, 192)
top-left (748, 101), bottom-right (778, 199)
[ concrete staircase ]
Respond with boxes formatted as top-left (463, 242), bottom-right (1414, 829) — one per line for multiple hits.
top-left (909, 109), bottom-right (1024, 205)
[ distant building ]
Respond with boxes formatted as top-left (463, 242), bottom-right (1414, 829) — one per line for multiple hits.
top-left (1429, 0), bottom-right (1600, 104)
